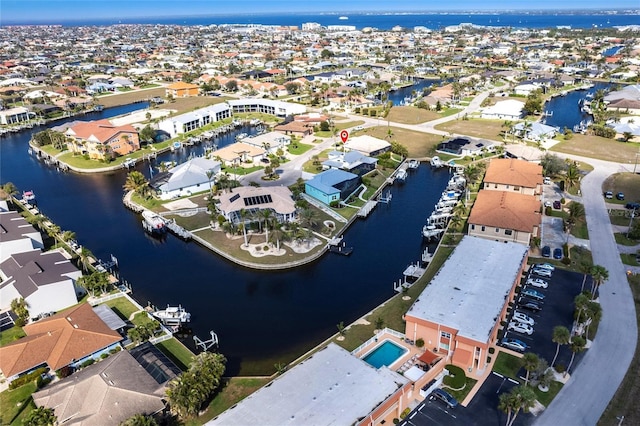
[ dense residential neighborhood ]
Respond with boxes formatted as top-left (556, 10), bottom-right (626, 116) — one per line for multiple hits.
top-left (0, 11), bottom-right (640, 426)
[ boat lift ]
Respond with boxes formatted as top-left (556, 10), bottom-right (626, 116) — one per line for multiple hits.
top-left (194, 331), bottom-right (219, 352)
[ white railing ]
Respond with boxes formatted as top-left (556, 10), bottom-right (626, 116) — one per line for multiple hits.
top-left (351, 327), bottom-right (406, 355)
top-left (150, 332), bottom-right (173, 344)
top-left (89, 292), bottom-right (125, 306)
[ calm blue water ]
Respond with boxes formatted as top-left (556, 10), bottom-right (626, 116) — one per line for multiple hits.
top-left (543, 82), bottom-right (611, 130)
top-left (388, 79), bottom-right (440, 106)
top-left (9, 12), bottom-right (639, 29)
top-left (363, 340), bottom-right (408, 368)
top-left (0, 108), bottom-right (451, 374)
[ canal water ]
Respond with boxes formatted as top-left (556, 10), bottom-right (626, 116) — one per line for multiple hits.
top-left (0, 105), bottom-right (452, 375)
top-left (387, 78), bottom-right (440, 106)
top-left (543, 81), bottom-right (611, 131)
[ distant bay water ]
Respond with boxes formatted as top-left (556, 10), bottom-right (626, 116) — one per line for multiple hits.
top-left (12, 12), bottom-right (640, 29)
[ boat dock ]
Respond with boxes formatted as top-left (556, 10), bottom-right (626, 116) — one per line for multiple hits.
top-left (164, 218), bottom-right (192, 240)
top-left (357, 200), bottom-right (378, 218)
top-left (327, 237), bottom-right (353, 256)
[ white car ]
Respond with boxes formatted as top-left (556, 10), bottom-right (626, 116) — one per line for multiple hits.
top-left (531, 268), bottom-right (552, 278)
top-left (534, 263), bottom-right (555, 271)
top-left (508, 321), bottom-right (534, 335)
top-left (513, 311), bottom-right (535, 326)
top-left (526, 277), bottom-right (549, 289)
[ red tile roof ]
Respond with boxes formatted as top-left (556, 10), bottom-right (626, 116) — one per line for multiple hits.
top-left (468, 190), bottom-right (541, 233)
top-left (484, 158), bottom-right (543, 188)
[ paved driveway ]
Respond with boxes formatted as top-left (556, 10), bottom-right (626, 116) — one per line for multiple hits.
top-left (536, 158), bottom-right (637, 425)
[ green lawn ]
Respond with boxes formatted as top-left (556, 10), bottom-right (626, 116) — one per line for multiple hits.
top-left (156, 338), bottom-right (196, 371)
top-left (103, 297), bottom-right (140, 320)
top-left (533, 381), bottom-right (564, 407)
top-left (621, 253), bottom-right (640, 267)
top-left (610, 210), bottom-right (637, 227)
top-left (446, 377), bottom-right (478, 404)
top-left (131, 311), bottom-right (156, 327)
top-left (0, 326), bottom-right (26, 347)
top-left (190, 377), bottom-right (270, 425)
top-left (0, 382), bottom-right (37, 425)
top-left (288, 142), bottom-right (313, 155)
top-left (615, 233), bottom-right (639, 246)
top-left (492, 352), bottom-right (522, 380)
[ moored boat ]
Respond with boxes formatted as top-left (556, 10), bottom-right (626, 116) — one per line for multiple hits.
top-left (151, 304), bottom-right (191, 326)
top-left (22, 190), bottom-right (36, 204)
top-left (141, 210), bottom-right (167, 235)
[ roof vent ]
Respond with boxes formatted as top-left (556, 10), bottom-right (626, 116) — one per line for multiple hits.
top-left (73, 324), bottom-right (79, 328)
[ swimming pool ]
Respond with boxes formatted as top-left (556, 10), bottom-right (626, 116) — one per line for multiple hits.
top-left (362, 340), bottom-right (408, 369)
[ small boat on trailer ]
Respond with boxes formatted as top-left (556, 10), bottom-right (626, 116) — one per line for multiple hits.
top-left (142, 210), bottom-right (167, 235)
top-left (152, 305), bottom-right (191, 326)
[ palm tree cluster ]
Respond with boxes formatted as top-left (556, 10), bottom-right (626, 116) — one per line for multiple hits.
top-left (77, 271), bottom-right (111, 297)
top-left (119, 413), bottom-right (158, 426)
top-left (24, 406), bottom-right (57, 426)
top-left (498, 385), bottom-right (536, 426)
top-left (166, 352), bottom-right (226, 418)
top-left (123, 171), bottom-right (152, 198)
top-left (127, 317), bottom-right (161, 345)
top-left (10, 297), bottom-right (30, 326)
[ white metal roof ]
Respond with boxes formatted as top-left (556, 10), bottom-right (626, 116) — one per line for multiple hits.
top-left (406, 236), bottom-right (528, 343)
top-left (207, 343), bottom-right (408, 426)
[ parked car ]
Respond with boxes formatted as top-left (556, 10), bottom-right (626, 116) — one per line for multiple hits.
top-left (553, 200), bottom-right (562, 209)
top-left (522, 288), bottom-right (545, 300)
top-left (534, 263), bottom-right (555, 271)
top-left (617, 192), bottom-right (625, 200)
top-left (604, 191), bottom-right (613, 199)
top-left (501, 337), bottom-right (528, 352)
top-left (553, 248), bottom-right (563, 260)
top-left (513, 311), bottom-right (535, 326)
top-left (430, 389), bottom-right (459, 409)
top-left (544, 200), bottom-right (552, 207)
top-left (526, 277), bottom-right (549, 289)
top-left (508, 321), bottom-right (534, 335)
top-left (541, 246), bottom-right (551, 258)
top-left (531, 268), bottom-right (552, 278)
top-left (519, 300), bottom-right (542, 312)
top-left (626, 202), bottom-right (640, 210)
top-left (543, 177), bottom-right (551, 185)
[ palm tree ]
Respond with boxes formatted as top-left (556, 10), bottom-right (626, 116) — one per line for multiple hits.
top-left (24, 406), bottom-right (57, 426)
top-left (120, 414), bottom-right (158, 426)
top-left (206, 169), bottom-right (216, 197)
top-left (521, 352), bottom-right (539, 386)
top-left (565, 336), bottom-right (586, 377)
top-left (61, 230), bottom-right (76, 242)
top-left (270, 221), bottom-right (287, 251)
top-left (78, 247), bottom-right (94, 271)
top-left (584, 301), bottom-right (602, 340)
top-left (1, 182), bottom-right (18, 205)
top-left (453, 201), bottom-right (467, 218)
top-left (299, 207), bottom-right (319, 231)
top-left (498, 385), bottom-right (537, 426)
top-left (123, 171), bottom-right (150, 197)
top-left (238, 208), bottom-right (249, 247)
top-left (564, 164), bottom-right (580, 190)
top-left (550, 326), bottom-right (571, 368)
top-left (574, 293), bottom-right (590, 328)
top-left (590, 264), bottom-right (609, 299)
top-left (257, 209), bottom-right (273, 242)
top-left (578, 259), bottom-right (593, 292)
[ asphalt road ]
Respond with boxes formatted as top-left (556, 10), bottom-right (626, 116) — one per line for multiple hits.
top-left (536, 158), bottom-right (637, 425)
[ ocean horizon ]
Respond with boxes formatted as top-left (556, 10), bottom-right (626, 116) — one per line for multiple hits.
top-left (4, 11), bottom-right (639, 29)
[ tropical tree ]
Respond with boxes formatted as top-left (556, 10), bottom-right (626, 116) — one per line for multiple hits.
top-left (550, 325), bottom-right (571, 368)
top-left (61, 230), bottom-right (76, 242)
top-left (584, 301), bottom-right (602, 339)
top-left (257, 209), bottom-right (273, 242)
top-left (120, 414), bottom-right (158, 426)
top-left (498, 385), bottom-right (537, 426)
top-left (299, 207), bottom-right (319, 231)
top-left (336, 321), bottom-right (346, 337)
top-left (564, 164), bottom-right (580, 189)
top-left (270, 221), bottom-right (287, 251)
top-left (574, 293), bottom-right (590, 329)
top-left (24, 406), bottom-right (57, 426)
top-left (78, 271), bottom-right (111, 297)
top-left (11, 297), bottom-right (30, 325)
top-left (78, 247), bottom-right (94, 271)
top-left (238, 208), bottom-right (249, 247)
top-left (1, 182), bottom-right (18, 205)
top-left (206, 170), bottom-right (216, 197)
top-left (578, 260), bottom-right (593, 292)
top-left (565, 335), bottom-right (587, 377)
top-left (540, 153), bottom-right (567, 177)
top-left (590, 264), bottom-right (609, 299)
top-left (453, 201), bottom-right (467, 217)
top-left (521, 352), bottom-right (540, 386)
top-left (124, 171), bottom-right (150, 197)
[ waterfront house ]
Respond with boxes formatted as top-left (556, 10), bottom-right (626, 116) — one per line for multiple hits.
top-left (512, 121), bottom-right (559, 142)
top-left (33, 343), bottom-right (180, 426)
top-left (273, 120), bottom-right (313, 137)
top-left (0, 211), bottom-right (44, 263)
top-left (0, 106), bottom-right (32, 125)
top-left (157, 104), bottom-right (232, 138)
top-left (467, 190), bottom-right (541, 245)
top-left (322, 150), bottom-right (378, 175)
top-left (216, 186), bottom-right (297, 225)
top-left (0, 303), bottom-right (122, 382)
top-left (165, 81), bottom-right (200, 97)
top-left (343, 135), bottom-right (391, 157)
top-left (65, 119), bottom-right (140, 159)
top-left (305, 169), bottom-right (361, 205)
top-left (479, 99), bottom-right (524, 120)
top-left (212, 142), bottom-right (266, 167)
top-left (404, 236), bottom-right (529, 375)
top-left (228, 98), bottom-right (306, 117)
top-left (0, 249), bottom-right (84, 319)
top-left (483, 158), bottom-right (543, 198)
top-left (207, 343), bottom-right (412, 426)
top-left (437, 136), bottom-right (495, 158)
top-left (156, 157), bottom-right (222, 200)
top-left (240, 131), bottom-right (291, 153)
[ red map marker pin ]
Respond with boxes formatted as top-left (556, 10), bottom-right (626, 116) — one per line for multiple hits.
top-left (340, 130), bottom-right (349, 143)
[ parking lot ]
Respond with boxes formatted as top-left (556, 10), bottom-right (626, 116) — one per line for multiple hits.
top-left (501, 266), bottom-right (587, 373)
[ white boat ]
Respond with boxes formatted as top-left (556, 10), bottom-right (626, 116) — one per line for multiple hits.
top-left (407, 159), bottom-right (420, 169)
top-left (22, 190), bottom-right (36, 204)
top-left (122, 158), bottom-right (136, 168)
top-left (395, 169), bottom-right (407, 182)
top-left (152, 305), bottom-right (191, 326)
top-left (339, 16), bottom-right (348, 20)
top-left (430, 156), bottom-right (445, 168)
top-left (142, 210), bottom-right (166, 235)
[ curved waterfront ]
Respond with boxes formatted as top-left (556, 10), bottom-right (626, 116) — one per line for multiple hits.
top-left (1, 105), bottom-right (452, 374)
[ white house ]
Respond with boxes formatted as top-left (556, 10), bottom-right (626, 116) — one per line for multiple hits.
top-left (157, 157), bottom-right (222, 200)
top-left (240, 131), bottom-right (291, 153)
top-left (0, 211), bottom-right (44, 263)
top-left (0, 249), bottom-right (83, 319)
top-left (513, 121), bottom-right (559, 141)
top-left (216, 186), bottom-right (297, 225)
top-left (343, 135), bottom-right (391, 156)
top-left (227, 98), bottom-right (306, 117)
top-left (480, 99), bottom-right (524, 120)
top-left (0, 107), bottom-right (32, 125)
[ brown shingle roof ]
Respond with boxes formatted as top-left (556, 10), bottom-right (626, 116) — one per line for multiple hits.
top-left (483, 158), bottom-right (543, 188)
top-left (0, 303), bottom-right (121, 377)
top-left (468, 190), bottom-right (541, 233)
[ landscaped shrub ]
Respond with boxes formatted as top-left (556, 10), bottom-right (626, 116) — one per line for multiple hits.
top-left (443, 364), bottom-right (466, 389)
top-left (56, 366), bottom-right (73, 379)
top-left (545, 206), bottom-right (552, 216)
top-left (9, 367), bottom-right (47, 389)
top-left (488, 347), bottom-right (495, 354)
top-left (416, 338), bottom-right (425, 348)
top-left (555, 364), bottom-right (566, 373)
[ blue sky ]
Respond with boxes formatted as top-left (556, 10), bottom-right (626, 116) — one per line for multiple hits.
top-left (2, 1), bottom-right (637, 24)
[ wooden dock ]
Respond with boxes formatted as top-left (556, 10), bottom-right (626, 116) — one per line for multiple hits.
top-left (357, 200), bottom-right (378, 218)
